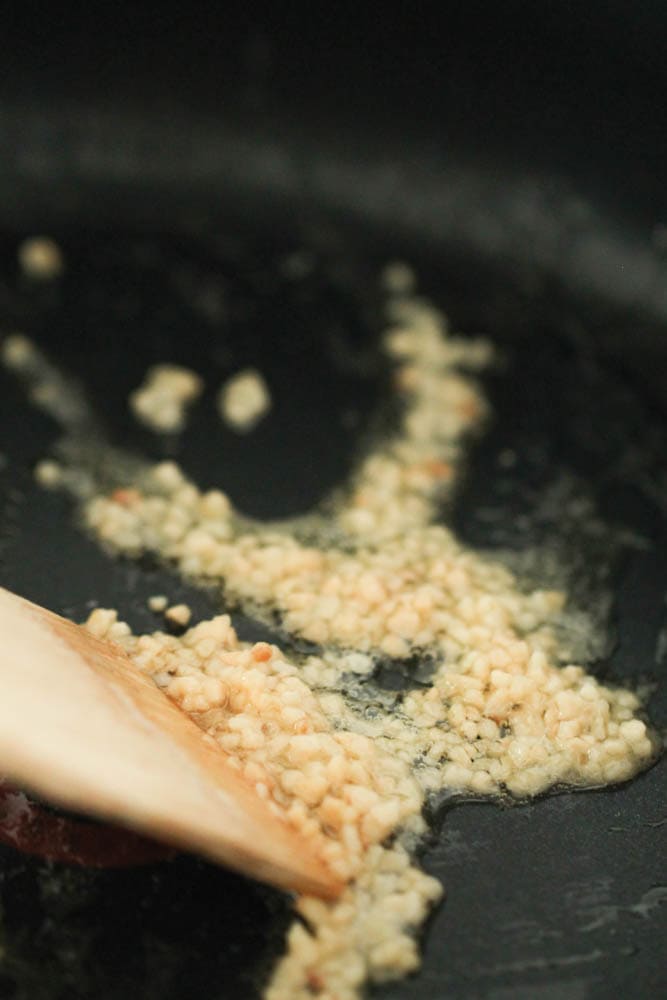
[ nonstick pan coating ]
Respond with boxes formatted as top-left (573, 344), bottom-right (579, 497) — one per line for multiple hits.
top-left (0, 223), bottom-right (665, 1000)
top-left (0, 5), bottom-right (666, 999)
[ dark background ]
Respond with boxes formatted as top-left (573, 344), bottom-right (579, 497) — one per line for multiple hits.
top-left (0, 4), bottom-right (666, 999)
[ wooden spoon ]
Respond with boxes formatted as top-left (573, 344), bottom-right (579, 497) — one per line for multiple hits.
top-left (0, 586), bottom-right (342, 899)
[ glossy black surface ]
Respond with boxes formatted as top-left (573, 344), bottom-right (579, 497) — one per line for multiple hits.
top-left (0, 5), bottom-right (666, 998)
top-left (0, 227), bottom-right (665, 1000)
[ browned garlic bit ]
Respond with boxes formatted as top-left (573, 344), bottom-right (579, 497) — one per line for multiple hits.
top-left (69, 273), bottom-right (655, 999)
top-left (129, 364), bottom-right (203, 433)
top-left (217, 368), bottom-right (272, 432)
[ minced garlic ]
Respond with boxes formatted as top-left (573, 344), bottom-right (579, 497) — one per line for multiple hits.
top-left (33, 459), bottom-right (64, 488)
top-left (381, 260), bottom-right (417, 296)
top-left (17, 237), bottom-right (65, 280)
top-left (8, 266), bottom-right (658, 1000)
top-left (147, 595), bottom-right (168, 613)
top-left (164, 603), bottom-right (192, 628)
top-left (217, 368), bottom-right (272, 432)
top-left (1, 333), bottom-right (40, 371)
top-left (129, 364), bottom-right (203, 433)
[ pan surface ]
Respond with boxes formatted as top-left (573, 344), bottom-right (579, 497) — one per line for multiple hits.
top-left (0, 5), bottom-right (666, 999)
top-left (0, 222), bottom-right (665, 1000)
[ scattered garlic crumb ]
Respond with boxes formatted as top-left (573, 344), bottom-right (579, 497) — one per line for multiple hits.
top-left (31, 265), bottom-right (657, 1000)
top-left (1, 333), bottom-right (92, 429)
top-left (18, 237), bottom-right (64, 280)
top-left (217, 368), bottom-right (271, 432)
top-left (34, 459), bottom-right (63, 488)
top-left (147, 595), bottom-right (168, 613)
top-left (1, 333), bottom-right (39, 371)
top-left (164, 603), bottom-right (192, 627)
top-left (129, 364), bottom-right (203, 433)
top-left (381, 261), bottom-right (417, 296)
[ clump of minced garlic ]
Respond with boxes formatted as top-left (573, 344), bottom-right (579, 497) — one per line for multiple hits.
top-left (129, 363), bottom-right (203, 433)
top-left (217, 367), bottom-right (272, 432)
top-left (51, 261), bottom-right (655, 999)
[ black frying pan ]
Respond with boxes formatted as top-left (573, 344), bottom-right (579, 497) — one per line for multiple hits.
top-left (0, 5), bottom-right (665, 999)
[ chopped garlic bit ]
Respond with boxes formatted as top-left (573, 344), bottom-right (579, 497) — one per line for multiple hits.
top-left (129, 364), bottom-right (203, 433)
top-left (217, 368), bottom-right (271, 432)
top-left (18, 237), bottom-right (64, 280)
top-left (381, 261), bottom-right (417, 296)
top-left (164, 603), bottom-right (192, 627)
top-left (34, 459), bottom-right (63, 488)
top-left (72, 267), bottom-right (658, 1000)
top-left (147, 594), bottom-right (168, 613)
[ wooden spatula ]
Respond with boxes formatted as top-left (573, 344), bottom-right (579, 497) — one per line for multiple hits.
top-left (0, 586), bottom-right (342, 899)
